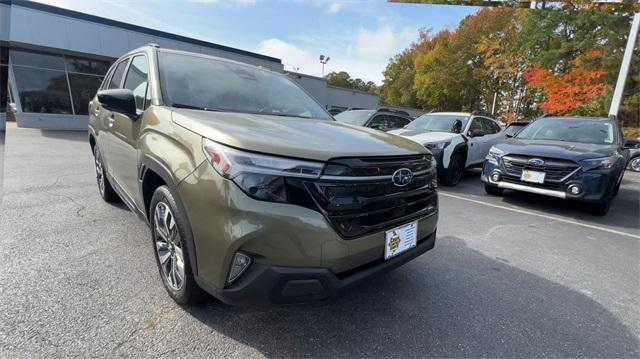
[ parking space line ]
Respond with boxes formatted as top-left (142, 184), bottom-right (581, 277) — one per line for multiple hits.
top-left (439, 191), bottom-right (640, 240)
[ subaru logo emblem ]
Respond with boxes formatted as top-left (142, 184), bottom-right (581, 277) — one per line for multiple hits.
top-left (392, 168), bottom-right (413, 187)
top-left (528, 158), bottom-right (545, 167)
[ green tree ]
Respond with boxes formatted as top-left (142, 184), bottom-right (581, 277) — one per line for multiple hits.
top-left (325, 71), bottom-right (377, 93)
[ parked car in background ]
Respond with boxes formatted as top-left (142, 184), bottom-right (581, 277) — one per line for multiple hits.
top-left (625, 138), bottom-right (640, 172)
top-left (88, 45), bottom-right (439, 306)
top-left (334, 108), bottom-right (413, 132)
top-left (482, 116), bottom-right (628, 215)
top-left (504, 121), bottom-right (530, 138)
top-left (389, 111), bottom-right (504, 186)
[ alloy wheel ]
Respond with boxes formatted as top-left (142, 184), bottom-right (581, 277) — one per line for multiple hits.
top-left (154, 202), bottom-right (185, 291)
top-left (94, 150), bottom-right (105, 196)
top-left (631, 157), bottom-right (640, 172)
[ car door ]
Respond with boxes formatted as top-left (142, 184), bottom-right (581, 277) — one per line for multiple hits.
top-left (465, 116), bottom-right (486, 165)
top-left (480, 117), bottom-right (503, 155)
top-left (108, 54), bottom-right (149, 204)
top-left (367, 114), bottom-right (389, 131)
top-left (96, 58), bottom-right (130, 173)
top-left (387, 115), bottom-right (411, 131)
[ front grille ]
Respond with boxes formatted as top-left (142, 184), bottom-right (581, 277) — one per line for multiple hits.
top-left (502, 155), bottom-right (579, 182)
top-left (304, 155), bottom-right (437, 239)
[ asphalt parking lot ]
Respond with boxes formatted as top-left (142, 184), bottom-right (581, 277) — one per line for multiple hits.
top-left (1, 123), bottom-right (638, 358)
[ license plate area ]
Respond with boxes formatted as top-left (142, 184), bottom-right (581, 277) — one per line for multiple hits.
top-left (384, 221), bottom-right (417, 260)
top-left (521, 169), bottom-right (545, 184)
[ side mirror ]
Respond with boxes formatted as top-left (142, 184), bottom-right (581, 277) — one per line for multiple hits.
top-left (97, 89), bottom-right (138, 118)
top-left (469, 129), bottom-right (484, 137)
top-left (505, 133), bottom-right (514, 138)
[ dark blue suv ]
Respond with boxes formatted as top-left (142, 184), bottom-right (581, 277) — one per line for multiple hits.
top-left (481, 116), bottom-right (628, 215)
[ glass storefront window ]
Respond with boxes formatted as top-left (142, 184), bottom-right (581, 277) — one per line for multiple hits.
top-left (0, 65), bottom-right (7, 112)
top-left (10, 48), bottom-right (113, 115)
top-left (68, 73), bottom-right (103, 115)
top-left (0, 47), bottom-right (8, 65)
top-left (66, 56), bottom-right (110, 75)
top-left (11, 50), bottom-right (65, 71)
top-left (13, 66), bottom-right (72, 114)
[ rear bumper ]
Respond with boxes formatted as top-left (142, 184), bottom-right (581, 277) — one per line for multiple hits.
top-left (200, 231), bottom-right (436, 306)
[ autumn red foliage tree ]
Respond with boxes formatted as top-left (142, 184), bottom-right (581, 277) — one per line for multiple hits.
top-left (523, 51), bottom-right (610, 115)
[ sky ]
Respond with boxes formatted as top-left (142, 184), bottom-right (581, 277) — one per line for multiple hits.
top-left (33, 0), bottom-right (479, 84)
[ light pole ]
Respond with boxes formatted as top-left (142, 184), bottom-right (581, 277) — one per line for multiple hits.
top-left (319, 54), bottom-right (330, 77)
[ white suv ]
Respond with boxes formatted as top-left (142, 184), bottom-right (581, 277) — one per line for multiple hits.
top-left (389, 112), bottom-right (504, 186)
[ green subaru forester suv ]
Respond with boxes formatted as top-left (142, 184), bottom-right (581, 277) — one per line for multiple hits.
top-left (88, 45), bottom-right (438, 306)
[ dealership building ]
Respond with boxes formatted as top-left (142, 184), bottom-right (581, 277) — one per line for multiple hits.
top-left (0, 0), bottom-right (393, 131)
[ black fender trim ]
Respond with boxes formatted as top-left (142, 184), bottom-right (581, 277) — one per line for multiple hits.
top-left (451, 142), bottom-right (469, 166)
top-left (140, 154), bottom-right (199, 276)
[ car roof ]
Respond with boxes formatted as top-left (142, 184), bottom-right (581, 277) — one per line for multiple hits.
top-left (428, 112), bottom-right (470, 117)
top-left (542, 116), bottom-right (610, 121)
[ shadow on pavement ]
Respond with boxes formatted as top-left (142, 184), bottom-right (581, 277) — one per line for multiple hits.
top-left (39, 129), bottom-right (87, 142)
top-left (184, 237), bottom-right (639, 358)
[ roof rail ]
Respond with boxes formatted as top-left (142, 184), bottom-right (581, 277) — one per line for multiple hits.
top-left (470, 110), bottom-right (494, 117)
top-left (146, 43), bottom-right (160, 48)
top-left (377, 108), bottom-right (411, 117)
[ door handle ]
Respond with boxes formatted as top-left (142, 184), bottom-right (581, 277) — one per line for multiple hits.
top-left (108, 116), bottom-right (115, 127)
top-left (93, 109), bottom-right (100, 117)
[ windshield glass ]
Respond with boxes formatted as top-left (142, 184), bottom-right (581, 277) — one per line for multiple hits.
top-left (406, 114), bottom-right (469, 132)
top-left (505, 123), bottom-right (527, 137)
top-left (516, 118), bottom-right (615, 145)
top-left (158, 52), bottom-right (331, 119)
top-left (334, 110), bottom-right (375, 126)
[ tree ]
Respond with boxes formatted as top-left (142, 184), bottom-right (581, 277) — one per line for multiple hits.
top-left (524, 51), bottom-right (610, 115)
top-left (325, 71), bottom-right (377, 93)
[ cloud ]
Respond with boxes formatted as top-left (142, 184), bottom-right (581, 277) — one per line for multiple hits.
top-left (326, 2), bottom-right (342, 14)
top-left (190, 0), bottom-right (256, 6)
top-left (257, 38), bottom-right (314, 72)
top-left (354, 24), bottom-right (419, 60)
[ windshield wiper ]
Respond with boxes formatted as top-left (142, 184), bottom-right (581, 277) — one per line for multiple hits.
top-left (171, 103), bottom-right (224, 112)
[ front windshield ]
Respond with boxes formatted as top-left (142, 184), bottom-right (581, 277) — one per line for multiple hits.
top-left (516, 118), bottom-right (615, 145)
top-left (158, 52), bottom-right (332, 120)
top-left (334, 110), bottom-right (375, 126)
top-left (405, 114), bottom-right (470, 132)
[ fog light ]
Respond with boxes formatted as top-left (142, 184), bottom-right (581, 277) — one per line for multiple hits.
top-left (490, 172), bottom-right (501, 182)
top-left (430, 177), bottom-right (438, 189)
top-left (227, 252), bottom-right (252, 284)
top-left (568, 184), bottom-right (582, 195)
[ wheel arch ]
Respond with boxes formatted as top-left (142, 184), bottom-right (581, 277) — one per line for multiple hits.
top-left (140, 155), bottom-right (199, 276)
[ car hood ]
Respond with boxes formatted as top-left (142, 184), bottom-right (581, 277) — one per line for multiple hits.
top-left (496, 138), bottom-right (616, 161)
top-left (387, 129), bottom-right (458, 144)
top-left (172, 109), bottom-right (428, 161)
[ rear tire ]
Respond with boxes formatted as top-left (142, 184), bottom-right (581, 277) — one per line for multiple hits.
top-left (484, 183), bottom-right (504, 196)
top-left (440, 153), bottom-right (465, 186)
top-left (150, 185), bottom-right (207, 305)
top-left (93, 145), bottom-right (119, 203)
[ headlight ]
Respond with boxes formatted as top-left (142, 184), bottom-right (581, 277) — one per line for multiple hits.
top-left (487, 146), bottom-right (505, 159)
top-left (202, 139), bottom-right (324, 202)
top-left (580, 155), bottom-right (618, 170)
top-left (425, 141), bottom-right (450, 150)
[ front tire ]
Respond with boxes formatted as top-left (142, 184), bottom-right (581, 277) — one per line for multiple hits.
top-left (484, 183), bottom-right (504, 195)
top-left (588, 200), bottom-right (611, 216)
top-left (440, 153), bottom-right (465, 186)
top-left (629, 157), bottom-right (640, 172)
top-left (150, 186), bottom-right (206, 305)
top-left (93, 145), bottom-right (119, 203)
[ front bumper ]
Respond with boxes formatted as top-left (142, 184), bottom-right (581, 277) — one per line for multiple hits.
top-left (481, 157), bottom-right (619, 203)
top-left (179, 161), bottom-right (439, 303)
top-left (201, 231), bottom-right (436, 306)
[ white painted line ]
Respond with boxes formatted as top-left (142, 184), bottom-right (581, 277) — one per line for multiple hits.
top-left (439, 191), bottom-right (640, 240)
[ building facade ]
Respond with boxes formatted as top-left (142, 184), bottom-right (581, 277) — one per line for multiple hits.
top-left (0, 1), bottom-right (400, 131)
